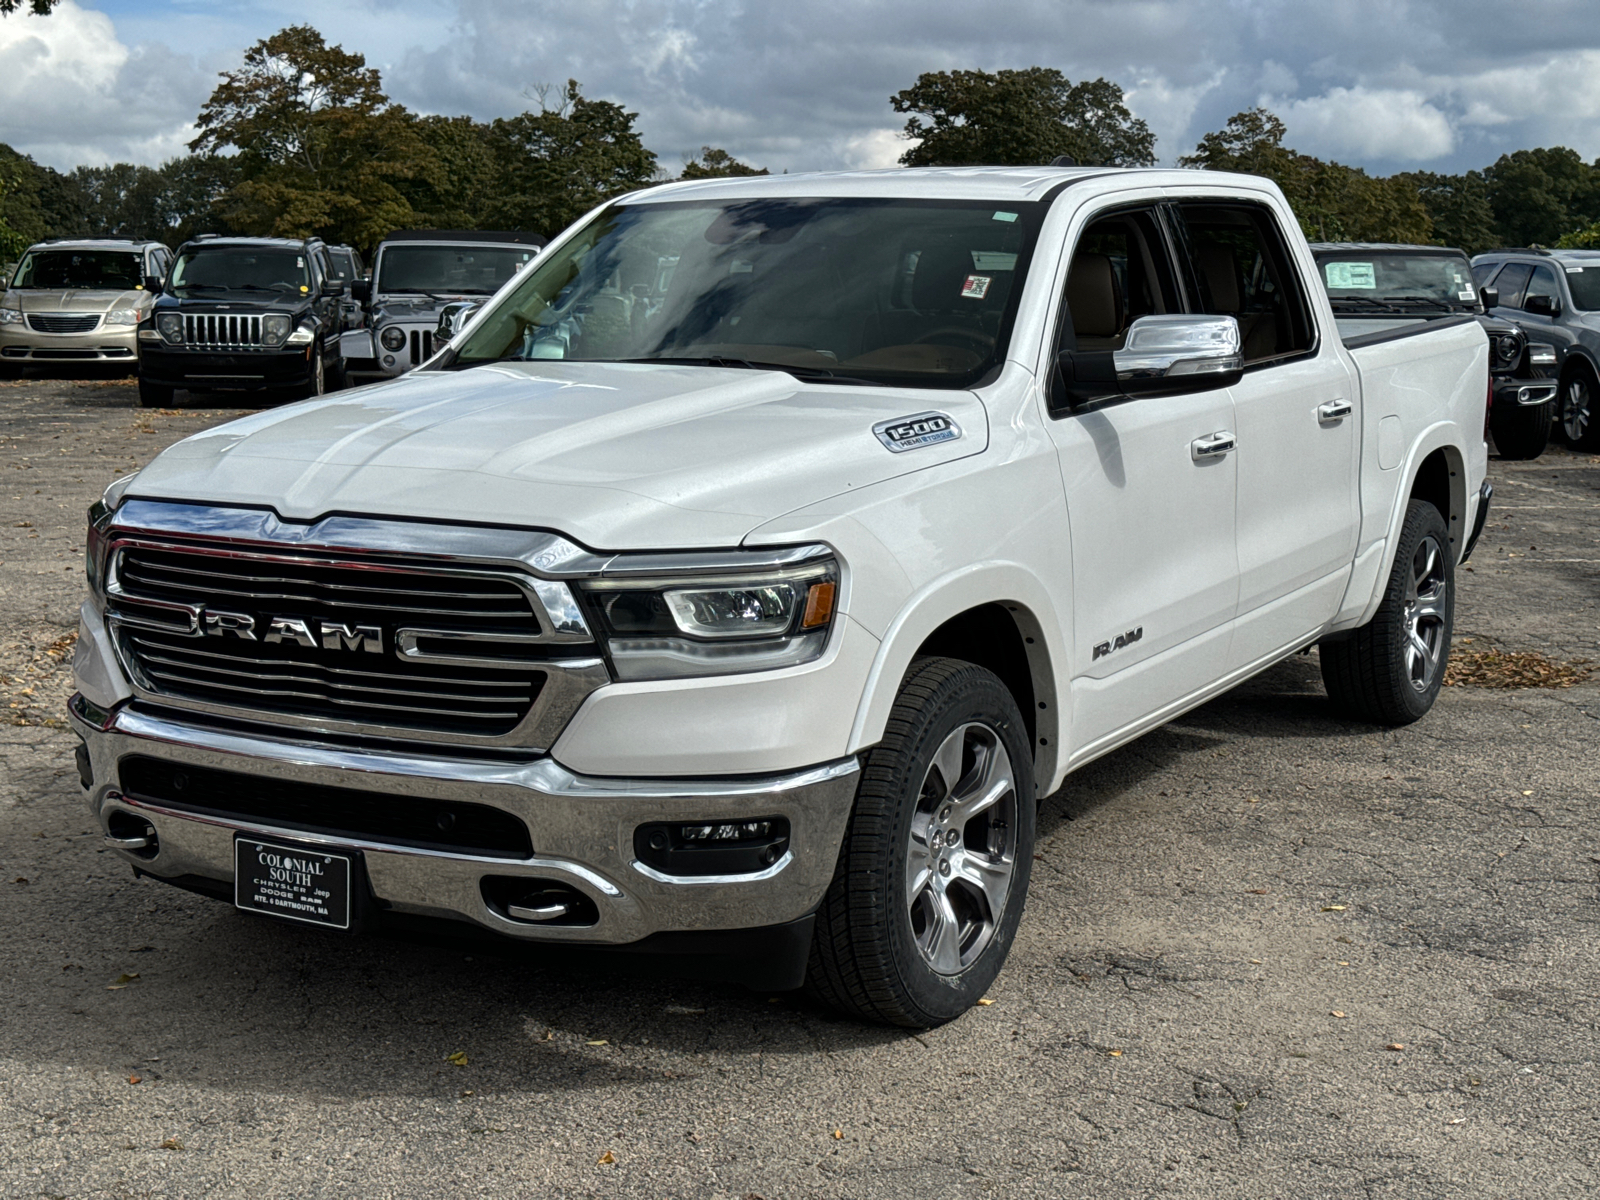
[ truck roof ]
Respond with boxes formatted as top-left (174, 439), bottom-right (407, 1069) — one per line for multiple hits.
top-left (625, 166), bottom-right (1281, 204)
top-left (378, 230), bottom-right (547, 247)
top-left (28, 238), bottom-right (168, 252)
top-left (1310, 242), bottom-right (1467, 256)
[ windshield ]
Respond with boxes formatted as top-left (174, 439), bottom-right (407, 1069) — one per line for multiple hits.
top-left (170, 248), bottom-right (310, 294)
top-left (11, 249), bottom-right (144, 291)
top-left (376, 245), bottom-right (532, 296)
top-left (447, 197), bottom-right (1042, 386)
top-left (1561, 264), bottom-right (1600, 311)
top-left (1317, 252), bottom-right (1479, 310)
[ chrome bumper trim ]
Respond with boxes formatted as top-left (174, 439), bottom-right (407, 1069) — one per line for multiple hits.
top-left (72, 703), bottom-right (859, 944)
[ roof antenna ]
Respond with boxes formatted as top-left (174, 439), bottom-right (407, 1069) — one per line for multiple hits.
top-left (1050, 155), bottom-right (1077, 167)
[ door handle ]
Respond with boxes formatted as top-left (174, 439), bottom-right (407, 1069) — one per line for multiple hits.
top-left (1191, 430), bottom-right (1236, 460)
top-left (1318, 399), bottom-right (1353, 423)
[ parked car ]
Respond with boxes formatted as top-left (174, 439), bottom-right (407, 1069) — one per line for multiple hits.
top-left (343, 230), bottom-right (544, 384)
top-left (0, 238), bottom-right (172, 377)
top-left (1311, 243), bottom-right (1558, 458)
top-left (1471, 247), bottom-right (1600, 450)
top-left (324, 244), bottom-right (367, 334)
top-left (136, 235), bottom-right (348, 408)
top-left (73, 168), bottom-right (1488, 1026)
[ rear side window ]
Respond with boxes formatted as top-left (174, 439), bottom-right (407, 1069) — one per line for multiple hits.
top-left (1565, 265), bottom-right (1600, 311)
top-left (1174, 203), bottom-right (1315, 366)
top-left (1491, 263), bottom-right (1533, 309)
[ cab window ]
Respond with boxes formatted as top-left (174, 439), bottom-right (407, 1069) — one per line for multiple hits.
top-left (1490, 263), bottom-right (1533, 309)
top-left (1060, 207), bottom-right (1180, 352)
top-left (1175, 203), bottom-right (1315, 366)
top-left (1525, 264), bottom-right (1561, 312)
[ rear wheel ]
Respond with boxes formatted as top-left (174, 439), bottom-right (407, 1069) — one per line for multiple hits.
top-left (1559, 365), bottom-right (1600, 450)
top-left (807, 657), bottom-right (1035, 1027)
top-left (137, 378), bottom-right (174, 408)
top-left (1490, 397), bottom-right (1552, 460)
top-left (1320, 500), bottom-right (1453, 725)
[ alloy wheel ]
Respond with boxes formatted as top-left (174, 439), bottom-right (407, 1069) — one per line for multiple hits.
top-left (1401, 533), bottom-right (1448, 692)
top-left (312, 348), bottom-right (325, 396)
top-left (1563, 375), bottom-right (1591, 444)
top-left (905, 721), bottom-right (1018, 975)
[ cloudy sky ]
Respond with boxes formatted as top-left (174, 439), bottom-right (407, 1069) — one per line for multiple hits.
top-left (4, 0), bottom-right (1600, 177)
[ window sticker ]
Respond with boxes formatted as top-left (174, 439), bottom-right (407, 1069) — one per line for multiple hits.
top-left (1324, 261), bottom-right (1376, 289)
top-left (1567, 265), bottom-right (1586, 273)
top-left (992, 211), bottom-right (1019, 223)
top-left (296, 257), bottom-right (304, 268)
top-left (729, 260), bottom-right (754, 274)
top-left (961, 274), bottom-right (992, 299)
top-left (1459, 289), bottom-right (1477, 301)
top-left (971, 251), bottom-right (1018, 271)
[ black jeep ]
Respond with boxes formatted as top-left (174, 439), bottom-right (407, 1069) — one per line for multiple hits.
top-left (136, 235), bottom-right (348, 408)
top-left (1312, 242), bottom-right (1559, 459)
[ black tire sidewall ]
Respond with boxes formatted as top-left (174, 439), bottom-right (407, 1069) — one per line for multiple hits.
top-left (872, 662), bottom-right (1036, 1023)
top-left (1562, 364), bottom-right (1600, 450)
top-left (1490, 400), bottom-right (1551, 460)
top-left (1379, 501), bottom-right (1455, 721)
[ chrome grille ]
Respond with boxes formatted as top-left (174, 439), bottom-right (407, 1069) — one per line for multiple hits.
top-left (109, 543), bottom-right (552, 737)
top-left (183, 313), bottom-right (264, 349)
top-left (27, 313), bottom-right (99, 333)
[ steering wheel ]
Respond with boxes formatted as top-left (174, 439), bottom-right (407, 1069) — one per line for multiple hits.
top-left (912, 327), bottom-right (995, 353)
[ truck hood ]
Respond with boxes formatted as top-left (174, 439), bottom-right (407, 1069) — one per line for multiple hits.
top-left (127, 360), bottom-right (988, 549)
top-left (9, 288), bottom-right (147, 312)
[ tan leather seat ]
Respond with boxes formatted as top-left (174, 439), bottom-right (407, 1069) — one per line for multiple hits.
top-left (1196, 244), bottom-right (1277, 361)
top-left (1067, 253), bottom-right (1125, 350)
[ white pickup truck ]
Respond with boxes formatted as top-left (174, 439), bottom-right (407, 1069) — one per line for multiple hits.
top-left (71, 167), bottom-right (1490, 1027)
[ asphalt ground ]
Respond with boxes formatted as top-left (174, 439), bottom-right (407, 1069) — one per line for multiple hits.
top-left (1, 375), bottom-right (1597, 1199)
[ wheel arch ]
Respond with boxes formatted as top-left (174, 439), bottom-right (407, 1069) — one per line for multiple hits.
top-left (847, 567), bottom-right (1065, 793)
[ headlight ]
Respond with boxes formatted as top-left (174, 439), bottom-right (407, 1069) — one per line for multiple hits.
top-left (155, 312), bottom-right (184, 344)
top-left (286, 322), bottom-right (315, 346)
top-left (380, 326), bottom-right (407, 351)
top-left (261, 314), bottom-right (292, 347)
top-left (579, 556), bottom-right (839, 680)
top-left (104, 308), bottom-right (141, 327)
top-left (0, 307), bottom-right (21, 325)
top-left (1528, 344), bottom-right (1557, 366)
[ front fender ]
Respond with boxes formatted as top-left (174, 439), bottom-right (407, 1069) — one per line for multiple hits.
top-left (846, 562), bottom-right (1069, 795)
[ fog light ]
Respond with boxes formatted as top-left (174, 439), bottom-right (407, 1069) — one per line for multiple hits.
top-left (382, 354), bottom-right (395, 366)
top-left (634, 817), bottom-right (790, 877)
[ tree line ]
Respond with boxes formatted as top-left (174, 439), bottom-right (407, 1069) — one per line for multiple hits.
top-left (3, 29), bottom-right (1600, 258)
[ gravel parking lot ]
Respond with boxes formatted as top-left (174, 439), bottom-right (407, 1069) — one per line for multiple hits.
top-left (1, 376), bottom-right (1597, 1199)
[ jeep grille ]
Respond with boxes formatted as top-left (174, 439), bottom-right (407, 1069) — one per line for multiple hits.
top-left (183, 314), bottom-right (265, 349)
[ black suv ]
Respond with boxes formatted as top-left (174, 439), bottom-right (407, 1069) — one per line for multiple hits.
top-left (1312, 242), bottom-right (1559, 458)
top-left (136, 235), bottom-right (348, 408)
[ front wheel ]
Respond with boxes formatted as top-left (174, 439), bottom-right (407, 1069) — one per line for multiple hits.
top-left (807, 657), bottom-right (1035, 1027)
top-left (1490, 398), bottom-right (1552, 460)
top-left (1559, 366), bottom-right (1600, 450)
top-left (1319, 499), bottom-right (1454, 725)
top-left (137, 378), bottom-right (174, 408)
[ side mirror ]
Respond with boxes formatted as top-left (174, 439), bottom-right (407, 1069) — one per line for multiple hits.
top-left (1051, 314), bottom-right (1243, 413)
top-left (1525, 293), bottom-right (1560, 317)
top-left (1478, 286), bottom-right (1499, 310)
top-left (325, 280), bottom-right (349, 298)
top-left (349, 279), bottom-right (370, 304)
top-left (434, 300), bottom-right (483, 347)
top-left (143, 274), bottom-right (163, 294)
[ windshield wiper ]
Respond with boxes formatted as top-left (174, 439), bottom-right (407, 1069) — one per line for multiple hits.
top-left (618, 355), bottom-right (883, 386)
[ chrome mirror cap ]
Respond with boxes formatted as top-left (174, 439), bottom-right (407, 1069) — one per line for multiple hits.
top-left (1114, 314), bottom-right (1242, 380)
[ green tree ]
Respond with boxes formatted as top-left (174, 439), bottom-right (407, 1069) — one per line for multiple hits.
top-left (0, 0), bottom-right (60, 14)
top-left (680, 147), bottom-right (767, 179)
top-left (1397, 170), bottom-right (1500, 254)
top-left (481, 80), bottom-right (659, 237)
top-left (1182, 108), bottom-right (1430, 244)
top-left (400, 115), bottom-right (500, 229)
top-left (190, 25), bottom-right (426, 250)
top-left (893, 68), bottom-right (1155, 168)
top-left (1482, 147), bottom-right (1600, 248)
top-left (0, 171), bottom-right (28, 259)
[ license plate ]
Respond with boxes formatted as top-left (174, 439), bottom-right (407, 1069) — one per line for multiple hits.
top-left (234, 837), bottom-right (352, 930)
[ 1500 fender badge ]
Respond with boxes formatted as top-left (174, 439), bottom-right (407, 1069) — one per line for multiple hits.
top-left (1093, 627), bottom-right (1143, 660)
top-left (873, 411), bottom-right (961, 453)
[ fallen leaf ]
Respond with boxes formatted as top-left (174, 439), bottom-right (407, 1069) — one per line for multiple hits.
top-left (127, 1075), bottom-right (141, 1085)
top-left (597, 1150), bottom-right (615, 1165)
top-left (1336, 936), bottom-right (1353, 945)
top-left (107, 972), bottom-right (140, 990)
top-left (1107, 1049), bottom-right (1123, 1057)
top-left (159, 1137), bottom-right (182, 1151)
top-left (1447, 1117), bottom-right (1467, 1125)
top-left (1245, 888), bottom-right (1269, 894)
top-left (460, 1090), bottom-right (473, 1097)
top-left (1385, 1043), bottom-right (1405, 1052)
top-left (1322, 905), bottom-right (1348, 912)
top-left (1330, 1010), bottom-right (1347, 1019)
top-left (685, 1131), bottom-right (701, 1144)
top-left (446, 1051), bottom-right (468, 1067)
top-left (1249, 959), bottom-right (1263, 965)
top-left (586, 1040), bottom-right (608, 1046)
top-left (976, 998), bottom-right (994, 1006)
top-left (832, 1129), bottom-right (843, 1140)
top-left (1521, 790), bottom-right (1534, 797)
top-left (540, 1028), bottom-right (554, 1041)
top-left (1446, 648), bottom-right (1592, 690)
top-left (12, 877), bottom-right (26, 885)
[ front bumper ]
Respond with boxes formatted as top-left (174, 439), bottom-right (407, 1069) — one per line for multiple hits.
top-left (1493, 377), bottom-right (1558, 408)
top-left (70, 699), bottom-right (858, 946)
top-left (138, 343), bottom-right (313, 390)
top-left (1, 324), bottom-right (138, 363)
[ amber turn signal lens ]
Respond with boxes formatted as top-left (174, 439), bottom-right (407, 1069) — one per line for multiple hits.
top-left (801, 580), bottom-right (836, 629)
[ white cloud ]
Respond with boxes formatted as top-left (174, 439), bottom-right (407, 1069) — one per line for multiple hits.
top-left (1125, 69), bottom-right (1226, 163)
top-left (1275, 85), bottom-right (1456, 162)
top-left (840, 128), bottom-right (905, 171)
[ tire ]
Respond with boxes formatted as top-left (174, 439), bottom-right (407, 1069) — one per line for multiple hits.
top-left (289, 342), bottom-right (327, 401)
top-left (1490, 397), bottom-right (1552, 460)
top-left (1319, 500), bottom-right (1454, 725)
top-left (137, 378), bottom-right (174, 408)
top-left (1558, 364), bottom-right (1600, 451)
top-left (807, 657), bottom-right (1036, 1027)
top-left (326, 353), bottom-right (348, 392)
